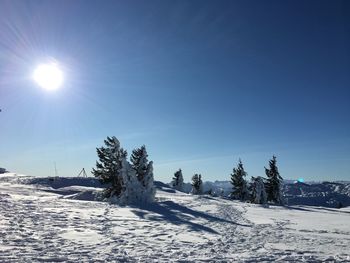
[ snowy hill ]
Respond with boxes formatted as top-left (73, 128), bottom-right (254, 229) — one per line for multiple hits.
top-left (21, 176), bottom-right (104, 189)
top-left (0, 174), bottom-right (349, 262)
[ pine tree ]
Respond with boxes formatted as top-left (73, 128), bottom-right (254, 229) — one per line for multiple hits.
top-left (265, 155), bottom-right (284, 204)
top-left (249, 176), bottom-right (267, 204)
top-left (141, 161), bottom-right (156, 203)
top-left (230, 159), bottom-right (249, 201)
top-left (191, 174), bottom-right (203, 195)
top-left (128, 145), bottom-right (156, 203)
top-left (117, 156), bottom-right (141, 205)
top-left (117, 155), bottom-right (156, 205)
top-left (130, 145), bottom-right (148, 184)
top-left (172, 169), bottom-right (184, 191)
top-left (92, 136), bottom-right (127, 197)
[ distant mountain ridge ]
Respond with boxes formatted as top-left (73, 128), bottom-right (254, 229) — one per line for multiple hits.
top-left (176, 180), bottom-right (350, 208)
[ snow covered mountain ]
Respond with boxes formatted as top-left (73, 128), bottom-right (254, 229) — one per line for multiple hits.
top-left (285, 181), bottom-right (350, 208)
top-left (0, 173), bottom-right (349, 262)
top-left (179, 180), bottom-right (350, 208)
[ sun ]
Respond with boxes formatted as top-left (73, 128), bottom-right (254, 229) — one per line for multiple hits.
top-left (33, 63), bottom-right (64, 90)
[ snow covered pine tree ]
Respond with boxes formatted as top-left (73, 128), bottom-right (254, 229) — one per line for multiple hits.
top-left (191, 174), bottom-right (203, 195)
top-left (92, 137), bottom-right (155, 204)
top-left (249, 176), bottom-right (267, 204)
top-left (92, 136), bottom-right (127, 198)
top-left (130, 145), bottom-right (148, 183)
top-left (265, 155), bottom-right (284, 205)
top-left (230, 159), bottom-right (249, 201)
top-left (129, 145), bottom-right (156, 203)
top-left (172, 169), bottom-right (184, 191)
top-left (118, 156), bottom-right (143, 205)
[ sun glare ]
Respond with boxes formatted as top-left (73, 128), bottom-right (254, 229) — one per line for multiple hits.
top-left (33, 63), bottom-right (64, 90)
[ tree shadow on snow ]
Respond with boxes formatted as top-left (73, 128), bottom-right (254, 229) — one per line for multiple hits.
top-left (131, 200), bottom-right (251, 234)
top-left (284, 206), bottom-right (318, 212)
top-left (286, 205), bottom-right (350, 214)
top-left (314, 207), bottom-right (350, 214)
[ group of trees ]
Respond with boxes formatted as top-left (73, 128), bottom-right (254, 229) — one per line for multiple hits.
top-left (171, 170), bottom-right (204, 195)
top-left (170, 156), bottom-right (284, 205)
top-left (92, 136), bottom-right (155, 205)
top-left (231, 156), bottom-right (284, 205)
top-left (93, 136), bottom-right (283, 206)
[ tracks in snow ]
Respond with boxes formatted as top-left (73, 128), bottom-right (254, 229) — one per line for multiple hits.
top-left (0, 181), bottom-right (349, 262)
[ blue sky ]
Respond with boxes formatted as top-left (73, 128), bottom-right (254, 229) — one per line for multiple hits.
top-left (0, 0), bottom-right (349, 182)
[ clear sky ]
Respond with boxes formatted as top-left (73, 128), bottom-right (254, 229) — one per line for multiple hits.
top-left (0, 0), bottom-right (349, 182)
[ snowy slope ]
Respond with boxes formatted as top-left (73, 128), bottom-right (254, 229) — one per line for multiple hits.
top-left (0, 174), bottom-right (350, 262)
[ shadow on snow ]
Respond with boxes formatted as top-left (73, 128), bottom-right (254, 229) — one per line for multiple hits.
top-left (286, 205), bottom-right (350, 214)
top-left (131, 200), bottom-right (251, 234)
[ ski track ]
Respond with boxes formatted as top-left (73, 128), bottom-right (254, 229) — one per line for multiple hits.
top-left (0, 179), bottom-right (349, 262)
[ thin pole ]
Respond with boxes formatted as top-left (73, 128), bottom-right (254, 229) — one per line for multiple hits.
top-left (54, 162), bottom-right (58, 177)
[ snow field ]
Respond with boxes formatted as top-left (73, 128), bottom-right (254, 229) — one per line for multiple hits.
top-left (0, 175), bottom-right (349, 262)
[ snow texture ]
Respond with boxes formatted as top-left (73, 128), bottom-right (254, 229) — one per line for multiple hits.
top-left (0, 174), bottom-right (349, 262)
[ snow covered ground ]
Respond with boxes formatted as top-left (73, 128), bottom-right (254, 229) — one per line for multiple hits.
top-left (0, 174), bottom-right (349, 262)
